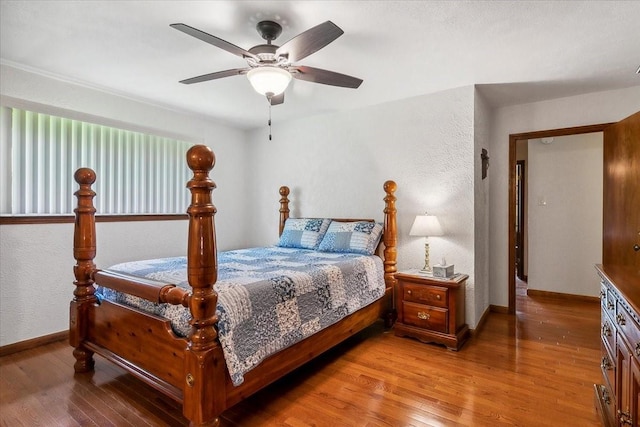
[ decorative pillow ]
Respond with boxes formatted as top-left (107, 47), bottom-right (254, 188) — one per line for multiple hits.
top-left (277, 218), bottom-right (332, 250)
top-left (317, 221), bottom-right (384, 255)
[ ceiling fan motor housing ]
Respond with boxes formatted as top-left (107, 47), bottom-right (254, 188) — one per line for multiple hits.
top-left (256, 21), bottom-right (282, 42)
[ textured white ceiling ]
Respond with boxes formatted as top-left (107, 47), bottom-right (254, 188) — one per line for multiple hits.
top-left (1, 1), bottom-right (639, 129)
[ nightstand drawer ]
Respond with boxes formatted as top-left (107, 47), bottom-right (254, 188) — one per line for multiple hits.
top-left (403, 284), bottom-right (448, 308)
top-left (402, 301), bottom-right (447, 333)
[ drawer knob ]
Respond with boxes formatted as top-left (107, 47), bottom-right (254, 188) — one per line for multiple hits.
top-left (407, 290), bottom-right (412, 295)
top-left (417, 312), bottom-right (430, 320)
top-left (436, 294), bottom-right (441, 300)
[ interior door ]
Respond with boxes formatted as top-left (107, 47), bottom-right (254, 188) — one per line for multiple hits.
top-left (603, 111), bottom-right (640, 269)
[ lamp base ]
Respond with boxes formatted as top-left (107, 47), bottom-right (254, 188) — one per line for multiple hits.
top-left (422, 241), bottom-right (432, 274)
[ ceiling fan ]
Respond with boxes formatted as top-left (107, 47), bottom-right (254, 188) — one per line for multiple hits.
top-left (171, 20), bottom-right (363, 105)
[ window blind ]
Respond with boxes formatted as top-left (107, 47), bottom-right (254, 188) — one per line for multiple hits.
top-left (0, 107), bottom-right (194, 215)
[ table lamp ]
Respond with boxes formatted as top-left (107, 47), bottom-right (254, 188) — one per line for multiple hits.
top-left (409, 214), bottom-right (444, 272)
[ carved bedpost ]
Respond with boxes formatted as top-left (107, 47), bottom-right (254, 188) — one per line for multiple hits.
top-left (383, 180), bottom-right (398, 326)
top-left (279, 186), bottom-right (290, 237)
top-left (70, 168), bottom-right (98, 373)
top-left (183, 145), bottom-right (225, 427)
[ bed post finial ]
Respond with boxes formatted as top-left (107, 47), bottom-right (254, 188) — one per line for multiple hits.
top-left (70, 167), bottom-right (98, 373)
top-left (279, 186), bottom-right (290, 237)
top-left (184, 145), bottom-right (226, 426)
top-left (383, 180), bottom-right (398, 323)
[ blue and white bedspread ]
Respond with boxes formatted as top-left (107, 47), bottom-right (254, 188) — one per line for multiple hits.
top-left (96, 246), bottom-right (386, 386)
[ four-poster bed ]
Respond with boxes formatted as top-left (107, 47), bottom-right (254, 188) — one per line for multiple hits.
top-left (70, 144), bottom-right (398, 426)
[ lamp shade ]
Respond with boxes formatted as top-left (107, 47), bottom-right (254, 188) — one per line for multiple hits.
top-left (247, 66), bottom-right (292, 96)
top-left (409, 214), bottom-right (444, 237)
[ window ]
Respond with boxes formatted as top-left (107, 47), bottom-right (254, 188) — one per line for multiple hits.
top-left (0, 107), bottom-right (194, 217)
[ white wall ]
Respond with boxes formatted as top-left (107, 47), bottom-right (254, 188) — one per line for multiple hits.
top-left (527, 133), bottom-right (603, 296)
top-left (473, 90), bottom-right (491, 323)
top-left (489, 86), bottom-right (640, 308)
top-left (0, 65), bottom-right (249, 346)
top-left (245, 86), bottom-right (481, 326)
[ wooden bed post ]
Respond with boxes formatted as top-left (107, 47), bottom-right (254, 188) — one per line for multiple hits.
top-left (70, 168), bottom-right (98, 373)
top-left (383, 180), bottom-right (398, 326)
top-left (183, 145), bottom-right (226, 427)
top-left (278, 186), bottom-right (290, 237)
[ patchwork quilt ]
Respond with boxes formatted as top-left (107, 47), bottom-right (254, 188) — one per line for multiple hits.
top-left (95, 246), bottom-right (386, 386)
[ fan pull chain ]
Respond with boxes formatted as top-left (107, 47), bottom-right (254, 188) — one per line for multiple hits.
top-left (268, 101), bottom-right (272, 141)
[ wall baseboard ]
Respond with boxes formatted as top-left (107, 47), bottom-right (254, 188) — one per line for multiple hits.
top-left (0, 330), bottom-right (68, 357)
top-left (489, 304), bottom-right (510, 314)
top-left (472, 306), bottom-right (492, 336)
top-left (526, 289), bottom-right (599, 303)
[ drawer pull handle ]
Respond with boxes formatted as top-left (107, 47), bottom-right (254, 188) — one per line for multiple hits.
top-left (618, 409), bottom-right (633, 425)
top-left (602, 323), bottom-right (611, 337)
top-left (635, 343), bottom-right (640, 358)
top-left (600, 290), bottom-right (606, 299)
top-left (417, 312), bottom-right (430, 320)
top-left (601, 385), bottom-right (611, 405)
top-left (601, 355), bottom-right (613, 370)
top-left (616, 313), bottom-right (626, 326)
top-left (607, 300), bottom-right (614, 310)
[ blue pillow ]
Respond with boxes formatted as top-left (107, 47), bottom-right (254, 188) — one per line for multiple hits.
top-left (317, 221), bottom-right (383, 255)
top-left (277, 218), bottom-right (332, 250)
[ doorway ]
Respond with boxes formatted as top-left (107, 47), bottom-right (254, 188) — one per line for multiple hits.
top-left (507, 123), bottom-right (612, 314)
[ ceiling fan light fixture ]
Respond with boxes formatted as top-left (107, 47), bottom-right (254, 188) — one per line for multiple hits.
top-left (247, 67), bottom-right (292, 96)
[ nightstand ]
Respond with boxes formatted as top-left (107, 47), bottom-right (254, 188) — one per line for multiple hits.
top-left (394, 270), bottom-right (470, 351)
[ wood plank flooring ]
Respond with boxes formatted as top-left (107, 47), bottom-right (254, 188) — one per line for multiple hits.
top-left (0, 288), bottom-right (601, 426)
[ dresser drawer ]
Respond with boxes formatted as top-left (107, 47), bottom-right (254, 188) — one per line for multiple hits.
top-left (402, 283), bottom-right (448, 308)
top-left (595, 383), bottom-right (615, 426)
top-left (600, 338), bottom-right (615, 392)
top-left (615, 303), bottom-right (640, 359)
top-left (402, 301), bottom-right (447, 333)
top-left (601, 283), bottom-right (616, 320)
top-left (601, 315), bottom-right (615, 352)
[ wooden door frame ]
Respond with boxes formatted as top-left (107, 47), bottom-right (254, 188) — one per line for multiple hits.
top-left (507, 123), bottom-right (613, 314)
top-left (515, 160), bottom-right (526, 281)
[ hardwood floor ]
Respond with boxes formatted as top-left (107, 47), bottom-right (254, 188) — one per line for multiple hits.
top-left (0, 288), bottom-right (601, 426)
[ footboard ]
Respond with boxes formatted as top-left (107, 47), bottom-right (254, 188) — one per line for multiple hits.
top-left (86, 300), bottom-right (187, 400)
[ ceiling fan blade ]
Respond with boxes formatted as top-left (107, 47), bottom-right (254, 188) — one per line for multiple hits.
top-left (171, 23), bottom-right (258, 60)
top-left (269, 93), bottom-right (285, 106)
top-left (291, 66), bottom-right (363, 89)
top-left (276, 21), bottom-right (343, 63)
top-left (179, 68), bottom-right (249, 85)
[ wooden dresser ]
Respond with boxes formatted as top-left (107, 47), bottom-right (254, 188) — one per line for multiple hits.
top-left (595, 264), bottom-right (640, 427)
top-left (394, 271), bottom-right (469, 351)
